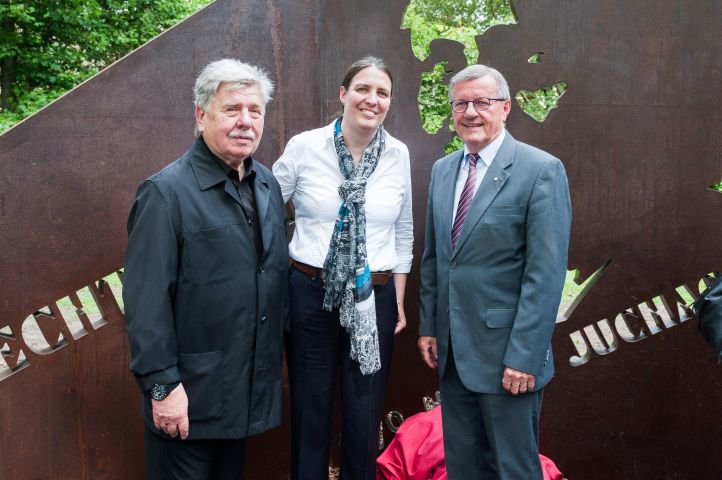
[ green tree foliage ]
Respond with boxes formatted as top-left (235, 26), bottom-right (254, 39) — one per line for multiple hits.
top-left (514, 81), bottom-right (568, 122)
top-left (403, 0), bottom-right (517, 153)
top-left (404, 0), bottom-right (569, 152)
top-left (0, 0), bottom-right (212, 132)
top-left (402, 0), bottom-right (516, 63)
top-left (418, 62), bottom-right (450, 135)
top-left (416, 61), bottom-right (464, 154)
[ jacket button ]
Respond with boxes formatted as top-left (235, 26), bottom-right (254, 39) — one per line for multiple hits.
top-left (260, 315), bottom-right (267, 323)
top-left (450, 262), bottom-right (457, 269)
top-left (258, 267), bottom-right (264, 274)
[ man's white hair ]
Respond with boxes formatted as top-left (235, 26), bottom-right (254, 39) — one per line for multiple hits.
top-left (448, 64), bottom-right (510, 101)
top-left (193, 59), bottom-right (274, 136)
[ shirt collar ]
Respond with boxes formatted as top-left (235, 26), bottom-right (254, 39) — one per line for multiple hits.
top-left (323, 118), bottom-right (399, 154)
top-left (463, 128), bottom-right (506, 168)
top-left (208, 142), bottom-right (255, 183)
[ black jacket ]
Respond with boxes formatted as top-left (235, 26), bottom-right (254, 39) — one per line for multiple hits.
top-left (123, 137), bottom-right (288, 439)
top-left (694, 274), bottom-right (722, 362)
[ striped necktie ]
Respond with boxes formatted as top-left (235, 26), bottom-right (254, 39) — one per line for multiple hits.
top-left (451, 153), bottom-right (478, 249)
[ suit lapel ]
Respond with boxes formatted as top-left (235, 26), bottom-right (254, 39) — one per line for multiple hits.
top-left (440, 151), bottom-right (465, 252)
top-left (190, 145), bottom-right (273, 258)
top-left (223, 181), bottom-right (243, 206)
top-left (189, 137), bottom-right (245, 208)
top-left (451, 134), bottom-right (516, 258)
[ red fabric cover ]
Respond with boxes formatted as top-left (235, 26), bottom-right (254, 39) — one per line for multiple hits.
top-left (540, 454), bottom-right (563, 480)
top-left (376, 406), bottom-right (563, 480)
top-left (377, 405), bottom-right (447, 480)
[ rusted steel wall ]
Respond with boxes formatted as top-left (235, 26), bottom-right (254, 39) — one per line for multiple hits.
top-left (1, 0), bottom-right (721, 478)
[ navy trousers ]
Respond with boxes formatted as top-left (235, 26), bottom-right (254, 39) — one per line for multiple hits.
top-left (287, 265), bottom-right (397, 480)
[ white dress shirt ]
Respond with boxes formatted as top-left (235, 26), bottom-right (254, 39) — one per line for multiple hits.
top-left (451, 129), bottom-right (507, 222)
top-left (272, 121), bottom-right (413, 273)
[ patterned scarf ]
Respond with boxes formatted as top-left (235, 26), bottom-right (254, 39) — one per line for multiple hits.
top-left (322, 118), bottom-right (386, 375)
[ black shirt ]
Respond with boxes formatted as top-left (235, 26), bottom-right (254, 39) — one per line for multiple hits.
top-left (210, 148), bottom-right (263, 262)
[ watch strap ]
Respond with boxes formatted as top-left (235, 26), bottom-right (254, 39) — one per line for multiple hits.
top-left (150, 382), bottom-right (180, 401)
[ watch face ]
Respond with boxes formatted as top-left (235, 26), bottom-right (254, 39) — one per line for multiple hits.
top-left (151, 384), bottom-right (168, 401)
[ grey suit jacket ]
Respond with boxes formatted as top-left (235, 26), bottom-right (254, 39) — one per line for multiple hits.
top-left (419, 132), bottom-right (571, 394)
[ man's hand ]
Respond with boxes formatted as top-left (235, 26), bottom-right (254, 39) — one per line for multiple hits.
top-left (502, 367), bottom-right (536, 395)
top-left (152, 383), bottom-right (190, 439)
top-left (394, 304), bottom-right (407, 335)
top-left (418, 336), bottom-right (438, 369)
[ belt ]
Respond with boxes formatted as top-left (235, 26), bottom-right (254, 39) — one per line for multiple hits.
top-left (289, 259), bottom-right (392, 286)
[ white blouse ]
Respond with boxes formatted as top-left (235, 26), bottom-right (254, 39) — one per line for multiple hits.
top-left (272, 121), bottom-right (413, 273)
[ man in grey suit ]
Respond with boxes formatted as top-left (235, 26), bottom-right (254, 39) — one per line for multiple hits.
top-left (418, 64), bottom-right (571, 479)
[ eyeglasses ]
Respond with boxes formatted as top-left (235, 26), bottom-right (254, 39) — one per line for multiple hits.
top-left (449, 97), bottom-right (507, 113)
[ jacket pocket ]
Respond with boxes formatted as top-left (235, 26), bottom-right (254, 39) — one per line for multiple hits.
top-left (487, 205), bottom-right (524, 216)
top-left (485, 308), bottom-right (516, 328)
top-left (179, 351), bottom-right (223, 422)
top-left (183, 225), bottom-right (239, 284)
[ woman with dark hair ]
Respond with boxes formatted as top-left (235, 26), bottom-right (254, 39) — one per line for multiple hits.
top-left (273, 56), bottom-right (413, 479)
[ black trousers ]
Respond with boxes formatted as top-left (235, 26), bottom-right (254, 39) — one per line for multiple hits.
top-left (440, 348), bottom-right (544, 480)
top-left (287, 265), bottom-right (397, 480)
top-left (144, 427), bottom-right (246, 480)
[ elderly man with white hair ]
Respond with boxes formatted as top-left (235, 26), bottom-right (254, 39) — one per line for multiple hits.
top-left (123, 58), bottom-right (288, 479)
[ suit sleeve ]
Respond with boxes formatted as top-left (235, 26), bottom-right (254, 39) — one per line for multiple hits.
top-left (271, 177), bottom-right (292, 334)
top-left (503, 159), bottom-right (572, 375)
top-left (122, 180), bottom-right (181, 392)
top-left (419, 164), bottom-right (438, 337)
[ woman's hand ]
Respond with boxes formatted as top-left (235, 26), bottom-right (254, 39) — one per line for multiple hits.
top-left (393, 273), bottom-right (408, 335)
top-left (394, 303), bottom-right (407, 335)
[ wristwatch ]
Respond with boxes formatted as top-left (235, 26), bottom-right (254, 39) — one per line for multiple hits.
top-left (150, 382), bottom-right (179, 401)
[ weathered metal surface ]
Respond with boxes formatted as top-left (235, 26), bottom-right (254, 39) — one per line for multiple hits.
top-left (1, 0), bottom-right (721, 478)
